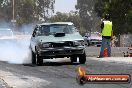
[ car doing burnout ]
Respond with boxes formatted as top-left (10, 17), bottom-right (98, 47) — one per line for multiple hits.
top-left (30, 22), bottom-right (86, 65)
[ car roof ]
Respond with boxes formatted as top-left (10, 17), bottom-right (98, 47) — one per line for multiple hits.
top-left (37, 22), bottom-right (73, 26)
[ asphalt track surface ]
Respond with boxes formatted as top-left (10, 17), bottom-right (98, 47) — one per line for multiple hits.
top-left (0, 35), bottom-right (131, 88)
top-left (0, 56), bottom-right (132, 88)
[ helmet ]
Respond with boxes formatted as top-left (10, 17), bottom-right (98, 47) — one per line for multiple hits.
top-left (105, 14), bottom-right (110, 20)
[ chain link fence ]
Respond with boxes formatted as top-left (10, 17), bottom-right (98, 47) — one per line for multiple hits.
top-left (118, 33), bottom-right (132, 47)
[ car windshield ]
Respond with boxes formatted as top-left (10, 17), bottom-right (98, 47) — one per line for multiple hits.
top-left (37, 24), bottom-right (76, 36)
top-left (0, 30), bottom-right (13, 37)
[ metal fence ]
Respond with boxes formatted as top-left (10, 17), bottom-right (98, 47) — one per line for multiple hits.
top-left (119, 33), bottom-right (132, 47)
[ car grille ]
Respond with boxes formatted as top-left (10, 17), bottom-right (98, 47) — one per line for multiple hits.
top-left (91, 40), bottom-right (102, 45)
top-left (50, 41), bottom-right (74, 48)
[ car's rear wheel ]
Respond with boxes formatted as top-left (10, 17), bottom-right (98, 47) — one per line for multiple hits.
top-left (79, 52), bottom-right (86, 64)
top-left (70, 56), bottom-right (77, 63)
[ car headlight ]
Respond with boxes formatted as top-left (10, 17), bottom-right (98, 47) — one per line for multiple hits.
top-left (74, 40), bottom-right (84, 46)
top-left (42, 43), bottom-right (51, 48)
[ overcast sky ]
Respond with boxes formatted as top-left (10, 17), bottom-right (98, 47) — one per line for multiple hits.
top-left (54, 0), bottom-right (77, 13)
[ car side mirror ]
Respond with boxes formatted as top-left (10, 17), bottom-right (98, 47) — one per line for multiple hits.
top-left (32, 30), bottom-right (40, 37)
top-left (32, 32), bottom-right (36, 37)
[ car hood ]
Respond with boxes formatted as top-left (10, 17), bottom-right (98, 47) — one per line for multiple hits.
top-left (36, 33), bottom-right (83, 43)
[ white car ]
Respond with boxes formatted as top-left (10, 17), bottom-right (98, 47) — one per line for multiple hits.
top-left (84, 32), bottom-right (102, 47)
top-left (0, 28), bottom-right (15, 41)
top-left (30, 22), bottom-right (86, 65)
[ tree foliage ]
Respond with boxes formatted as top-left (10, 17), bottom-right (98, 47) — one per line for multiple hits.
top-left (49, 11), bottom-right (86, 34)
top-left (95, 0), bottom-right (132, 34)
top-left (76, 0), bottom-right (99, 32)
top-left (0, 0), bottom-right (55, 26)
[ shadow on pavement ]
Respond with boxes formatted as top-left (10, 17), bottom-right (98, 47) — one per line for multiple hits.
top-left (23, 62), bottom-right (80, 67)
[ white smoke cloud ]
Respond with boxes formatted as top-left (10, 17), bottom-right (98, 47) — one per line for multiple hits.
top-left (0, 18), bottom-right (41, 65)
top-left (0, 38), bottom-right (32, 64)
top-left (0, 21), bottom-right (33, 64)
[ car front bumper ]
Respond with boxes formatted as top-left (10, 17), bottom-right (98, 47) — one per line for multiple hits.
top-left (90, 40), bottom-right (102, 46)
top-left (37, 46), bottom-right (85, 57)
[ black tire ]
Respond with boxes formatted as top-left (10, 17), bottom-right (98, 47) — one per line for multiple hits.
top-left (79, 53), bottom-right (86, 64)
top-left (32, 50), bottom-right (43, 66)
top-left (32, 51), bottom-right (36, 65)
top-left (36, 53), bottom-right (43, 66)
top-left (70, 56), bottom-right (77, 63)
top-left (87, 40), bottom-right (90, 46)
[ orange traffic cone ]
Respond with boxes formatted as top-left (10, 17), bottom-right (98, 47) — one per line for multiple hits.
top-left (103, 48), bottom-right (108, 57)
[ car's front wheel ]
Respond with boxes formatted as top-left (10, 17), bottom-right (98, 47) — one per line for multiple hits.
top-left (70, 56), bottom-right (77, 63)
top-left (87, 40), bottom-right (90, 46)
top-left (32, 51), bottom-right (36, 65)
top-left (32, 51), bottom-right (43, 66)
top-left (36, 53), bottom-right (43, 66)
top-left (79, 52), bottom-right (86, 64)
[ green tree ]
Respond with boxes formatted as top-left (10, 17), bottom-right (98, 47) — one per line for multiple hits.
top-left (76, 0), bottom-right (99, 33)
top-left (49, 11), bottom-right (85, 34)
top-left (49, 12), bottom-right (69, 22)
top-left (0, 0), bottom-right (55, 26)
top-left (0, 0), bottom-right (12, 21)
top-left (95, 0), bottom-right (132, 34)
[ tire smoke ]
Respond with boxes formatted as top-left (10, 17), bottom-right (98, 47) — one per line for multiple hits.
top-left (0, 36), bottom-right (32, 64)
